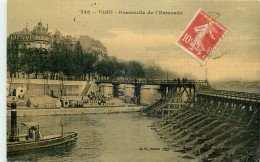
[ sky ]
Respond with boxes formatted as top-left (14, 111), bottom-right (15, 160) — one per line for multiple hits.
top-left (6, 0), bottom-right (260, 81)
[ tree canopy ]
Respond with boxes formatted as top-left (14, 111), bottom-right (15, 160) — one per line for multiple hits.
top-left (7, 42), bottom-right (178, 80)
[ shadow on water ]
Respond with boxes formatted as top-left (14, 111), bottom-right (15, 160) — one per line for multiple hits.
top-left (8, 144), bottom-right (76, 161)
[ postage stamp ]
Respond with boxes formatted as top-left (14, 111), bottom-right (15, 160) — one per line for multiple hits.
top-left (175, 8), bottom-right (228, 65)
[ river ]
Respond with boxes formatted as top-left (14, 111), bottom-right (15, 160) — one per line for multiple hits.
top-left (7, 113), bottom-right (189, 162)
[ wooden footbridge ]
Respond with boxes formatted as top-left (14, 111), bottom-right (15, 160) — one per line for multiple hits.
top-left (96, 79), bottom-right (259, 161)
top-left (96, 79), bottom-right (259, 104)
top-left (96, 79), bottom-right (208, 87)
top-left (197, 88), bottom-right (260, 103)
top-left (136, 79), bottom-right (260, 161)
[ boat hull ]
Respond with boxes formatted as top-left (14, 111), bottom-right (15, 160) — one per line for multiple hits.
top-left (7, 132), bottom-right (77, 155)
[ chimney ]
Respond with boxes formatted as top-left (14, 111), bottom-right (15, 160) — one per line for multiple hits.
top-left (9, 101), bottom-right (18, 142)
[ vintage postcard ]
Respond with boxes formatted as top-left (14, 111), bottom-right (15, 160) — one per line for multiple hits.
top-left (3, 0), bottom-right (260, 161)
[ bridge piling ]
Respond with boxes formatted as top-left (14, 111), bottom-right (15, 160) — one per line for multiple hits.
top-left (139, 79), bottom-right (259, 161)
top-left (112, 83), bottom-right (119, 97)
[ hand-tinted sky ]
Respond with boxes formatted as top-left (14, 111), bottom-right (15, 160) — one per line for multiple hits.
top-left (7, 0), bottom-right (260, 81)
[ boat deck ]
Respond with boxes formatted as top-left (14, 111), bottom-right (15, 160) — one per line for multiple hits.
top-left (7, 132), bottom-right (74, 144)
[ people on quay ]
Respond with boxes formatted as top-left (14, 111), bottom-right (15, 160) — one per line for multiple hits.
top-left (177, 78), bottom-right (180, 84)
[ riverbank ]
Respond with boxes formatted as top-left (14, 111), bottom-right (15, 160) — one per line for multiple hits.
top-left (7, 105), bottom-right (144, 117)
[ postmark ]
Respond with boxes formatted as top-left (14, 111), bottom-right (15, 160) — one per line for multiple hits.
top-left (175, 8), bottom-right (228, 65)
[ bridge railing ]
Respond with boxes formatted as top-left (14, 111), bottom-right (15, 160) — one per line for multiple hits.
top-left (96, 79), bottom-right (209, 86)
top-left (197, 89), bottom-right (260, 102)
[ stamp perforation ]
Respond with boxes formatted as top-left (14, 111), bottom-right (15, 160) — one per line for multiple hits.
top-left (175, 8), bottom-right (228, 65)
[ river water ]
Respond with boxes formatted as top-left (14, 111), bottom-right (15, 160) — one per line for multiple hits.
top-left (7, 113), bottom-right (188, 162)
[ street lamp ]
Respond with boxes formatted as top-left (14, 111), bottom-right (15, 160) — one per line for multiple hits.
top-left (153, 67), bottom-right (157, 80)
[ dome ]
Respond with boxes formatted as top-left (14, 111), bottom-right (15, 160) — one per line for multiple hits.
top-left (32, 21), bottom-right (47, 35)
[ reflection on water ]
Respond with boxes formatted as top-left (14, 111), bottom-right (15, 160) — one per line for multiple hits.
top-left (7, 113), bottom-right (185, 162)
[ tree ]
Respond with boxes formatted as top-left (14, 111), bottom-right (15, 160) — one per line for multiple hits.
top-left (96, 56), bottom-right (121, 80)
top-left (8, 38), bottom-right (178, 82)
top-left (71, 42), bottom-right (84, 80)
top-left (31, 48), bottom-right (49, 78)
top-left (19, 48), bottom-right (35, 79)
top-left (83, 52), bottom-right (97, 80)
top-left (7, 40), bottom-right (19, 78)
top-left (118, 62), bottom-right (128, 79)
top-left (7, 40), bottom-right (19, 95)
top-left (48, 44), bottom-right (61, 79)
top-left (127, 61), bottom-right (145, 78)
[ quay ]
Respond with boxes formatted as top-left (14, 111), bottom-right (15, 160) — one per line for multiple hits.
top-left (7, 105), bottom-right (143, 117)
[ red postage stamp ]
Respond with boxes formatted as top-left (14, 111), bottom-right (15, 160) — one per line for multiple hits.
top-left (175, 8), bottom-right (228, 65)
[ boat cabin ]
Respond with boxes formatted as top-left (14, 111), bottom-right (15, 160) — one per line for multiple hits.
top-left (21, 122), bottom-right (41, 141)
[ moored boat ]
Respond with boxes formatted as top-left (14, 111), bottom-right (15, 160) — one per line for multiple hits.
top-left (7, 99), bottom-right (78, 155)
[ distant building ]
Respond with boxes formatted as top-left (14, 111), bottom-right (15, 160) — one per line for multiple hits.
top-left (8, 21), bottom-right (53, 50)
top-left (8, 21), bottom-right (107, 54)
top-left (79, 35), bottom-right (107, 60)
top-left (52, 29), bottom-right (62, 44)
top-left (8, 21), bottom-right (78, 50)
top-left (7, 21), bottom-right (108, 80)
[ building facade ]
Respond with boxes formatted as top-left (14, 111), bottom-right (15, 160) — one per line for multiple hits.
top-left (8, 21), bottom-right (54, 50)
top-left (7, 21), bottom-right (108, 80)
